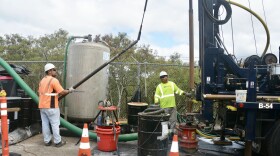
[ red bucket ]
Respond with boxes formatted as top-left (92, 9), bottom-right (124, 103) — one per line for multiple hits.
top-left (178, 124), bottom-right (198, 153)
top-left (96, 126), bottom-right (121, 151)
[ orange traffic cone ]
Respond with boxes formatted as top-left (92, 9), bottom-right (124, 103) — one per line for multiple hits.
top-left (78, 123), bottom-right (91, 156)
top-left (169, 134), bottom-right (179, 156)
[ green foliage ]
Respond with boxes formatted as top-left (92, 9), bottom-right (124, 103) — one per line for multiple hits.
top-left (0, 29), bottom-right (68, 61)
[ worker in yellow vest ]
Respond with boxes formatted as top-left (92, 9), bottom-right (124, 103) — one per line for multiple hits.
top-left (154, 71), bottom-right (187, 138)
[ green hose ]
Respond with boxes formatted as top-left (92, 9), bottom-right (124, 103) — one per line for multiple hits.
top-left (62, 37), bottom-right (74, 109)
top-left (0, 57), bottom-right (138, 141)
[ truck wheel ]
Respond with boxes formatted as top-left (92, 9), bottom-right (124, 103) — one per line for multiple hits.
top-left (267, 120), bottom-right (280, 156)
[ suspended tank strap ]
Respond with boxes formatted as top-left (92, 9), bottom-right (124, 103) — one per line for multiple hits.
top-left (39, 77), bottom-right (56, 108)
top-left (42, 77), bottom-right (55, 96)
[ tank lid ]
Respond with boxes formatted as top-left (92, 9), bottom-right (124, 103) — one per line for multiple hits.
top-left (128, 102), bottom-right (148, 106)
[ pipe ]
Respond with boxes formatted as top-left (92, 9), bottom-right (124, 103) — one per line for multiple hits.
top-left (203, 94), bottom-right (280, 101)
top-left (62, 36), bottom-right (74, 120)
top-left (62, 36), bottom-right (74, 90)
top-left (226, 0), bottom-right (270, 58)
top-left (189, 0), bottom-right (194, 91)
top-left (0, 57), bottom-right (138, 141)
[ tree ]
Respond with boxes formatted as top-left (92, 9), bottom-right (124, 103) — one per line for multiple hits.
top-left (0, 29), bottom-right (68, 61)
top-left (0, 34), bottom-right (35, 60)
top-left (33, 29), bottom-right (68, 61)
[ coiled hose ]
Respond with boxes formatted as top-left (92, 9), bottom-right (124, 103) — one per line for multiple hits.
top-left (203, 0), bottom-right (232, 25)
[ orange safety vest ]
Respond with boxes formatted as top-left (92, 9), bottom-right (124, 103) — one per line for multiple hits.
top-left (38, 76), bottom-right (64, 108)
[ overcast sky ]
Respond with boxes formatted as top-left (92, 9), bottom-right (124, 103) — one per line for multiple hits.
top-left (0, 0), bottom-right (279, 62)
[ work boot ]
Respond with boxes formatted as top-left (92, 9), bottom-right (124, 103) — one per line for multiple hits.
top-left (45, 140), bottom-right (52, 146)
top-left (55, 140), bottom-right (66, 148)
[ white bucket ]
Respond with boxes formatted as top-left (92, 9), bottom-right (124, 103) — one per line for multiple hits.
top-left (235, 90), bottom-right (247, 102)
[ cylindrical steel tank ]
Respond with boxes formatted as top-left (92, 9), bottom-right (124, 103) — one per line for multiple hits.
top-left (65, 41), bottom-right (110, 121)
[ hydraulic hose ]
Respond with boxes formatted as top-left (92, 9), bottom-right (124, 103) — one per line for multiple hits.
top-left (226, 0), bottom-right (270, 58)
top-left (0, 57), bottom-right (138, 141)
top-left (203, 0), bottom-right (232, 25)
top-left (196, 129), bottom-right (240, 141)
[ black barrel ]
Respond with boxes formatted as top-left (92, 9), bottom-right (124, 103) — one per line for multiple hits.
top-left (31, 101), bottom-right (41, 125)
top-left (127, 102), bottom-right (148, 126)
top-left (7, 97), bottom-right (21, 132)
top-left (138, 108), bottom-right (170, 156)
top-left (19, 98), bottom-right (32, 127)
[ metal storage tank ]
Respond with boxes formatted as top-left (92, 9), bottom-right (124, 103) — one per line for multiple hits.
top-left (64, 41), bottom-right (110, 121)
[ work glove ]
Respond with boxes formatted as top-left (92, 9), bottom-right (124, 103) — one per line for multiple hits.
top-left (68, 87), bottom-right (75, 93)
top-left (183, 91), bottom-right (192, 97)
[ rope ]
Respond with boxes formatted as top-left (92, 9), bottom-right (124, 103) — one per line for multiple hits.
top-left (247, 0), bottom-right (258, 56)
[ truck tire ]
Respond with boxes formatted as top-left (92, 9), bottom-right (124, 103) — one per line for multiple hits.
top-left (267, 120), bottom-right (280, 156)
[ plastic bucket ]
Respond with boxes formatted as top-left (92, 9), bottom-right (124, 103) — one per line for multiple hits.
top-left (96, 126), bottom-right (121, 151)
top-left (235, 90), bottom-right (247, 102)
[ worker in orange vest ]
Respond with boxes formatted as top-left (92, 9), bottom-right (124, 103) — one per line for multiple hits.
top-left (38, 63), bottom-right (74, 147)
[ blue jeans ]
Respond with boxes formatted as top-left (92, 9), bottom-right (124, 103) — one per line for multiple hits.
top-left (40, 108), bottom-right (61, 144)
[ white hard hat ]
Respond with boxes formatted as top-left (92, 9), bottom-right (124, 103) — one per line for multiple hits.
top-left (44, 63), bottom-right (56, 72)
top-left (159, 71), bottom-right (168, 77)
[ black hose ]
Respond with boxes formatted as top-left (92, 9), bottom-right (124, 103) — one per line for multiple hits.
top-left (141, 109), bottom-right (165, 115)
top-left (203, 0), bottom-right (232, 25)
top-left (142, 108), bottom-right (161, 113)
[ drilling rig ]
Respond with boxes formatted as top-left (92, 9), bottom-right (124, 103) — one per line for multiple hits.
top-left (196, 0), bottom-right (280, 155)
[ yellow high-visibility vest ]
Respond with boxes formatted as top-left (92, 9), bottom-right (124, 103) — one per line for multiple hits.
top-left (154, 81), bottom-right (184, 108)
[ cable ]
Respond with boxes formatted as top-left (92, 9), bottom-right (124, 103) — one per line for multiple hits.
top-left (261, 0), bottom-right (272, 53)
top-left (229, 0), bottom-right (235, 56)
top-left (196, 129), bottom-right (240, 140)
top-left (247, 0), bottom-right (258, 56)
